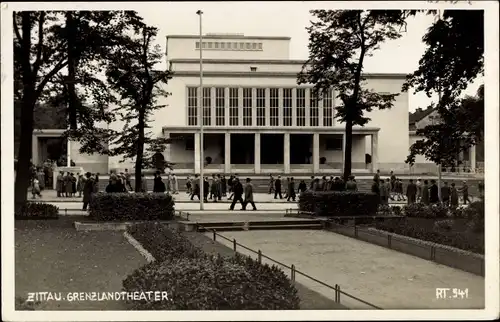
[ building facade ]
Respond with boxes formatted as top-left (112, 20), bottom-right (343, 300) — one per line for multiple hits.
top-left (32, 33), bottom-right (416, 175)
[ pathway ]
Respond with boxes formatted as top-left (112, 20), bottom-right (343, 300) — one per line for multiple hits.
top-left (212, 230), bottom-right (485, 310)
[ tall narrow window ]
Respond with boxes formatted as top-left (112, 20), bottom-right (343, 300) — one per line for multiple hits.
top-left (229, 87), bottom-right (239, 126)
top-left (215, 87), bottom-right (225, 126)
top-left (296, 88), bottom-right (306, 127)
top-left (270, 88), bottom-right (279, 126)
top-left (323, 89), bottom-right (333, 127)
top-left (243, 88), bottom-right (252, 126)
top-left (187, 87), bottom-right (198, 126)
top-left (256, 88), bottom-right (266, 126)
top-left (202, 87), bottom-right (211, 126)
top-left (283, 88), bottom-right (292, 126)
top-left (310, 89), bottom-right (319, 127)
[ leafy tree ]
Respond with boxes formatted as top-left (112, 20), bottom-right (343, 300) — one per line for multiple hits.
top-left (404, 10), bottom-right (484, 167)
top-left (298, 10), bottom-right (407, 180)
top-left (104, 26), bottom-right (173, 191)
top-left (13, 11), bottom-right (144, 209)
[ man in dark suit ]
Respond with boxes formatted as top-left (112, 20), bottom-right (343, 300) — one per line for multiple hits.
top-left (274, 175), bottom-right (283, 199)
top-left (82, 172), bottom-right (95, 211)
top-left (429, 179), bottom-right (439, 204)
top-left (229, 178), bottom-right (245, 210)
top-left (406, 179), bottom-right (417, 204)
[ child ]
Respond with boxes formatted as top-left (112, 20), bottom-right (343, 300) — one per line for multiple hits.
top-left (31, 178), bottom-right (42, 199)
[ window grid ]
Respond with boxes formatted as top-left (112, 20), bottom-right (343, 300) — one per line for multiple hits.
top-left (215, 87), bottom-right (225, 126)
top-left (296, 88), bottom-right (305, 108)
top-left (202, 87), bottom-right (211, 126)
top-left (243, 88), bottom-right (252, 126)
top-left (310, 107), bottom-right (319, 127)
top-left (310, 90), bottom-right (318, 108)
top-left (270, 107), bottom-right (279, 127)
top-left (256, 88), bottom-right (266, 108)
top-left (270, 88), bottom-right (279, 126)
top-left (257, 107), bottom-right (266, 126)
top-left (187, 87), bottom-right (198, 126)
top-left (297, 107), bottom-right (306, 126)
top-left (229, 87), bottom-right (239, 126)
top-left (322, 89), bottom-right (333, 127)
top-left (283, 88), bottom-right (292, 127)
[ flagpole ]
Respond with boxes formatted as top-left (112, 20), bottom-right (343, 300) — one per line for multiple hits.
top-left (197, 9), bottom-right (204, 210)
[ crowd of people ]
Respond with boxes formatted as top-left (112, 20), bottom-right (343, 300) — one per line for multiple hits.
top-left (370, 170), bottom-right (481, 208)
top-left (29, 164), bottom-right (483, 212)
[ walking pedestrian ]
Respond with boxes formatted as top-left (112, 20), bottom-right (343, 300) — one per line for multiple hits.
top-left (450, 183), bottom-right (459, 209)
top-left (77, 173), bottom-right (85, 197)
top-left (31, 178), bottom-right (42, 199)
top-left (124, 169), bottom-right (133, 191)
top-left (406, 179), bottom-right (417, 204)
top-left (287, 177), bottom-right (296, 202)
top-left (416, 178), bottom-right (422, 202)
top-left (203, 177), bottom-right (210, 202)
top-left (268, 174), bottom-right (275, 194)
top-left (82, 172), bottom-right (94, 210)
top-left (298, 180), bottom-right (307, 195)
top-left (186, 175), bottom-right (192, 194)
top-left (153, 171), bottom-right (166, 193)
top-left (243, 178), bottom-right (257, 211)
top-left (460, 180), bottom-right (471, 204)
top-left (56, 172), bottom-right (63, 197)
top-left (379, 178), bottom-right (389, 205)
top-left (274, 175), bottom-right (283, 199)
top-left (171, 174), bottom-right (178, 194)
top-left (190, 175), bottom-right (200, 200)
top-left (229, 177), bottom-right (245, 210)
top-left (221, 175), bottom-right (227, 197)
top-left (421, 180), bottom-right (430, 205)
top-left (441, 182), bottom-right (450, 206)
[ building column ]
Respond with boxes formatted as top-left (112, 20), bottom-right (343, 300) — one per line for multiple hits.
top-left (163, 132), bottom-right (171, 162)
top-left (470, 144), bottom-right (476, 172)
top-left (313, 133), bottom-right (319, 174)
top-left (224, 132), bottom-right (231, 173)
top-left (284, 133), bottom-right (290, 174)
top-left (31, 134), bottom-right (39, 165)
top-left (194, 132), bottom-right (201, 174)
top-left (371, 132), bottom-right (378, 173)
top-left (254, 133), bottom-right (261, 174)
top-left (342, 133), bottom-right (346, 171)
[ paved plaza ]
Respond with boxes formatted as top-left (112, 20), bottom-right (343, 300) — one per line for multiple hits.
top-left (212, 230), bottom-right (485, 310)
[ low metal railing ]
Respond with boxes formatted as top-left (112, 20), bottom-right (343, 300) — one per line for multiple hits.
top-left (204, 226), bottom-right (382, 310)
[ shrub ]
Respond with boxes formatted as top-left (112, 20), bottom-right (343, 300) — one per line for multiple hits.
top-left (433, 219), bottom-right (454, 232)
top-left (391, 206), bottom-right (403, 216)
top-left (123, 256), bottom-right (300, 310)
top-left (428, 203), bottom-right (450, 219)
top-left (89, 192), bottom-right (174, 221)
top-left (123, 224), bottom-right (300, 310)
top-left (403, 203), bottom-right (434, 218)
top-left (298, 191), bottom-right (379, 217)
top-left (15, 202), bottom-right (59, 220)
top-left (127, 222), bottom-right (205, 261)
top-left (377, 205), bottom-right (393, 216)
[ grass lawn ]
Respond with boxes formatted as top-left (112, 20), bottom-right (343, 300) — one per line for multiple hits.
top-left (15, 216), bottom-right (147, 310)
top-left (373, 217), bottom-right (484, 254)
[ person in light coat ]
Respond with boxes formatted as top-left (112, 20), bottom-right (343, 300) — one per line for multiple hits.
top-left (171, 174), bottom-right (178, 194)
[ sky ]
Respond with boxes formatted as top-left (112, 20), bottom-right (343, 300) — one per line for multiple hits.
top-left (134, 2), bottom-right (484, 113)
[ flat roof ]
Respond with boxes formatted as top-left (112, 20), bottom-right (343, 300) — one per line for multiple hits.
top-left (166, 35), bottom-right (291, 41)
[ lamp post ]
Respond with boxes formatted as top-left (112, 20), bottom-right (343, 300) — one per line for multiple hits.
top-left (197, 9), bottom-right (204, 210)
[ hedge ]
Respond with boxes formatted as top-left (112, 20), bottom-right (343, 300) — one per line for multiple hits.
top-left (124, 223), bottom-right (300, 310)
top-left (298, 191), bottom-right (379, 217)
top-left (374, 219), bottom-right (484, 254)
top-left (89, 193), bottom-right (175, 221)
top-left (15, 202), bottom-right (59, 220)
top-left (403, 203), bottom-right (449, 219)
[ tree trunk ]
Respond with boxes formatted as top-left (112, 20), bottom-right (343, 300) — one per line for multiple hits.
top-left (135, 110), bottom-right (146, 192)
top-left (66, 12), bottom-right (78, 130)
top-left (343, 119), bottom-right (353, 182)
top-left (15, 97), bottom-right (36, 211)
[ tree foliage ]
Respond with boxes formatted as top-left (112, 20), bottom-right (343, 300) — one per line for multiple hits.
top-left (13, 11), bottom-right (145, 209)
top-left (103, 26), bottom-right (173, 191)
top-left (298, 10), bottom-right (407, 180)
top-left (404, 10), bottom-right (484, 166)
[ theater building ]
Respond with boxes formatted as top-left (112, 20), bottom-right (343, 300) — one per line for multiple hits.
top-left (148, 33), bottom-right (409, 175)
